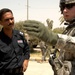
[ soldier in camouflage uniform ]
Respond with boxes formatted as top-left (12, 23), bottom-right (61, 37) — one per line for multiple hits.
top-left (23, 0), bottom-right (75, 75)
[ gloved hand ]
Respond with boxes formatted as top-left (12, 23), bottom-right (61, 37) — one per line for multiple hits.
top-left (23, 20), bottom-right (58, 45)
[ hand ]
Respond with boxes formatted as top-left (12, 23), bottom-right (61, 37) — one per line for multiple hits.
top-left (22, 60), bottom-right (29, 72)
top-left (23, 20), bottom-right (58, 45)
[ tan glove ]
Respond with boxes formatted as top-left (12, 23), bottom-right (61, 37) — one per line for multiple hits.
top-left (23, 20), bottom-right (58, 45)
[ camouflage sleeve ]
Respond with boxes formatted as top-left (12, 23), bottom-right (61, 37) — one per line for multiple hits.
top-left (55, 34), bottom-right (75, 60)
top-left (56, 34), bottom-right (75, 52)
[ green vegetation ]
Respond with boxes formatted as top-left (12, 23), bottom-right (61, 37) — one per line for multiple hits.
top-left (0, 18), bottom-right (65, 53)
top-left (14, 20), bottom-right (65, 52)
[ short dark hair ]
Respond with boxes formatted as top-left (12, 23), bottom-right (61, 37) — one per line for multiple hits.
top-left (0, 8), bottom-right (13, 21)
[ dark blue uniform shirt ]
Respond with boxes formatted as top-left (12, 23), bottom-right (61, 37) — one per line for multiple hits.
top-left (0, 29), bottom-right (30, 69)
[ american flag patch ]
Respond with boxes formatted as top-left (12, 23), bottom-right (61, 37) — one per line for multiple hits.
top-left (17, 40), bottom-right (23, 43)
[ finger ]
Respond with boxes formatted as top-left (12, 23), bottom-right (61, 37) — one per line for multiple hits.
top-left (24, 23), bottom-right (39, 28)
top-left (24, 27), bottom-right (40, 32)
top-left (27, 31), bottom-right (40, 37)
top-left (25, 20), bottom-right (43, 25)
top-left (23, 67), bottom-right (26, 72)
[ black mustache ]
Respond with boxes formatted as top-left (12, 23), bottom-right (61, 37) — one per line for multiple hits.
top-left (8, 23), bottom-right (14, 26)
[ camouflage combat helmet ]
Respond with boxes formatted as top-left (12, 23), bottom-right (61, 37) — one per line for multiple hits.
top-left (60, 0), bottom-right (75, 14)
top-left (60, 0), bottom-right (75, 5)
top-left (60, 0), bottom-right (75, 22)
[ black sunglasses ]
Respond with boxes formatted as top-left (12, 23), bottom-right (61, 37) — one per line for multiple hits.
top-left (60, 3), bottom-right (75, 13)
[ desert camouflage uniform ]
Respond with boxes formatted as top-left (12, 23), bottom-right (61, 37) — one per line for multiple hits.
top-left (53, 21), bottom-right (75, 75)
top-left (52, 0), bottom-right (75, 75)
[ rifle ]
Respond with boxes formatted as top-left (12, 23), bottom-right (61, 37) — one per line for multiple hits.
top-left (49, 49), bottom-right (63, 75)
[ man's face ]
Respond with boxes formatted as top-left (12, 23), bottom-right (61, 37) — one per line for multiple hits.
top-left (0, 12), bottom-right (14, 30)
top-left (61, 3), bottom-right (75, 22)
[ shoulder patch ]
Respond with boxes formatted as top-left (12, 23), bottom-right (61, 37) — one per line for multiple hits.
top-left (19, 31), bottom-right (23, 36)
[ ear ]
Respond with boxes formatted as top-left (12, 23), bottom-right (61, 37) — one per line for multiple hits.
top-left (0, 21), bottom-right (1, 24)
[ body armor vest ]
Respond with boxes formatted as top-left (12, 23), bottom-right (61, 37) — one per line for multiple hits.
top-left (54, 23), bottom-right (75, 75)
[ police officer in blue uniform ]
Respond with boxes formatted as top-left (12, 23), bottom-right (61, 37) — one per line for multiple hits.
top-left (0, 8), bottom-right (30, 75)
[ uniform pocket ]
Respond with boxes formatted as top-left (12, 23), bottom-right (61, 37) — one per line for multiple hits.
top-left (0, 46), bottom-right (12, 61)
top-left (14, 43), bottom-right (25, 55)
top-left (18, 43), bottom-right (24, 49)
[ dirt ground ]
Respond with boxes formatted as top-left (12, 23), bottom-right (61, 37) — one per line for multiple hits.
top-left (24, 60), bottom-right (54, 75)
top-left (24, 49), bottom-right (54, 75)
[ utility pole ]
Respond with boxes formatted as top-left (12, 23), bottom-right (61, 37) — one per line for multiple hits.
top-left (27, 0), bottom-right (29, 20)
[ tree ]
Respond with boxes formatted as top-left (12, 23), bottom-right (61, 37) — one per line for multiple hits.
top-left (46, 18), bottom-right (53, 30)
top-left (59, 15), bottom-right (64, 25)
top-left (53, 27), bottom-right (65, 34)
top-left (14, 21), bottom-right (25, 32)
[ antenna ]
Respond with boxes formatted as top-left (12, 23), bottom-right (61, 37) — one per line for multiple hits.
top-left (27, 0), bottom-right (29, 20)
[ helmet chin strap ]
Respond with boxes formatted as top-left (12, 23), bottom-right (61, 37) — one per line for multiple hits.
top-left (64, 18), bottom-right (75, 26)
top-left (69, 18), bottom-right (75, 24)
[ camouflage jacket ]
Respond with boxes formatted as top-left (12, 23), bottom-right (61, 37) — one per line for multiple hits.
top-left (53, 22), bottom-right (75, 75)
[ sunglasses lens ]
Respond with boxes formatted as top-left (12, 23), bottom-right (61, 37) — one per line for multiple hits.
top-left (60, 3), bottom-right (75, 13)
top-left (66, 4), bottom-right (74, 9)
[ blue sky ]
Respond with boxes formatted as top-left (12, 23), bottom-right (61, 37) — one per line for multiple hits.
top-left (0, 0), bottom-right (62, 28)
